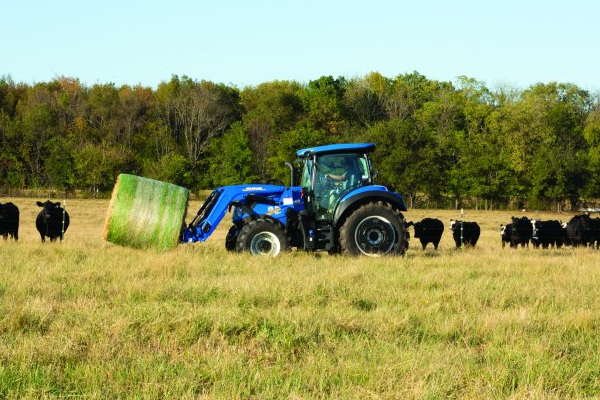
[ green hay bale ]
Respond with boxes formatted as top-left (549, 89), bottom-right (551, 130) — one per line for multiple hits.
top-left (103, 174), bottom-right (189, 251)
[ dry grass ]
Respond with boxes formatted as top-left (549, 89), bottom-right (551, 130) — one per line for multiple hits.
top-left (1, 198), bottom-right (600, 399)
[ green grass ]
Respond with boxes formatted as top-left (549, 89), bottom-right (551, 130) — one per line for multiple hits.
top-left (1, 200), bottom-right (600, 398)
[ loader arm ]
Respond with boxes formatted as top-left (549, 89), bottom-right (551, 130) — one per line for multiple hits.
top-left (181, 184), bottom-right (288, 243)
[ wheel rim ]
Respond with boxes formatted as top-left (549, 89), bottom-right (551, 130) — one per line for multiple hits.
top-left (354, 216), bottom-right (396, 256)
top-left (249, 231), bottom-right (281, 256)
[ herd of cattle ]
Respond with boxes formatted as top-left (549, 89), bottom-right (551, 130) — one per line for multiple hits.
top-left (0, 201), bottom-right (70, 242)
top-left (500, 214), bottom-right (600, 249)
top-left (407, 214), bottom-right (600, 250)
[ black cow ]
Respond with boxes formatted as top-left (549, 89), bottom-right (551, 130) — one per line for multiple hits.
top-left (406, 218), bottom-right (444, 250)
top-left (531, 219), bottom-right (566, 249)
top-left (36, 200), bottom-right (70, 242)
top-left (500, 223), bottom-right (513, 248)
top-left (0, 202), bottom-right (19, 241)
top-left (449, 220), bottom-right (480, 248)
top-left (588, 216), bottom-right (600, 249)
top-left (510, 216), bottom-right (533, 248)
top-left (566, 214), bottom-right (600, 248)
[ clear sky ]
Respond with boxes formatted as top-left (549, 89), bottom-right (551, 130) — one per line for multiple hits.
top-left (2, 0), bottom-right (599, 91)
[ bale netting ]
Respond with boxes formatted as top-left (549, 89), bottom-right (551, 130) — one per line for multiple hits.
top-left (103, 174), bottom-right (189, 251)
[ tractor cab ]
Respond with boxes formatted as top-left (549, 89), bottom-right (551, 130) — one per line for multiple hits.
top-left (300, 149), bottom-right (373, 220)
top-left (298, 143), bottom-right (376, 220)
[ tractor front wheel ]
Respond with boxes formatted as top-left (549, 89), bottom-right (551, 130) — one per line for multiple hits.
top-left (339, 201), bottom-right (406, 256)
top-left (236, 219), bottom-right (288, 256)
top-left (225, 224), bottom-right (241, 251)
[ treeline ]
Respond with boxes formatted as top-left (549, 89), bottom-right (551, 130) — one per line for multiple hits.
top-left (1, 72), bottom-right (599, 210)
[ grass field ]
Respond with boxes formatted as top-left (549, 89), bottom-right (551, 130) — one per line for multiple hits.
top-left (2, 198), bottom-right (600, 399)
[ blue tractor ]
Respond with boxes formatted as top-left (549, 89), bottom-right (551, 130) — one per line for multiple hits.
top-left (181, 143), bottom-right (408, 256)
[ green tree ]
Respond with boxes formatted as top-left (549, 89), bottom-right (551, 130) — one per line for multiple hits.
top-left (117, 85), bottom-right (154, 150)
top-left (266, 123), bottom-right (328, 185)
top-left (385, 71), bottom-right (437, 120)
top-left (156, 76), bottom-right (241, 171)
top-left (515, 83), bottom-right (590, 209)
top-left (17, 100), bottom-right (58, 186)
top-left (413, 82), bottom-right (464, 207)
top-left (343, 72), bottom-right (388, 128)
top-left (367, 118), bottom-right (445, 208)
top-left (74, 142), bottom-right (132, 194)
top-left (241, 81), bottom-right (304, 180)
top-left (302, 76), bottom-right (347, 134)
top-left (45, 136), bottom-right (76, 191)
top-left (584, 103), bottom-right (600, 198)
top-left (452, 77), bottom-right (515, 208)
top-left (88, 83), bottom-right (120, 142)
top-left (0, 151), bottom-right (25, 189)
top-left (207, 122), bottom-right (258, 187)
top-left (143, 152), bottom-right (191, 187)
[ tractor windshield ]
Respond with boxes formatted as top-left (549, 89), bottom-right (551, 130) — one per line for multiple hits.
top-left (313, 153), bottom-right (370, 220)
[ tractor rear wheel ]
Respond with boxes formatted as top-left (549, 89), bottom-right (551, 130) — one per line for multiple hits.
top-left (236, 218), bottom-right (288, 256)
top-left (339, 201), bottom-right (406, 256)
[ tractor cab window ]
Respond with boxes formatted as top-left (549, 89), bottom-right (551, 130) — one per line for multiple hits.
top-left (301, 158), bottom-right (314, 189)
top-left (314, 153), bottom-right (369, 220)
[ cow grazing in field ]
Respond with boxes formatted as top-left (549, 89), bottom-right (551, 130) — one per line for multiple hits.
top-left (406, 218), bottom-right (444, 250)
top-left (449, 220), bottom-right (480, 248)
top-left (565, 214), bottom-right (600, 248)
top-left (510, 216), bottom-right (533, 248)
top-left (36, 200), bottom-right (70, 242)
top-left (0, 202), bottom-right (19, 241)
top-left (531, 219), bottom-right (566, 249)
top-left (500, 223), bottom-right (513, 248)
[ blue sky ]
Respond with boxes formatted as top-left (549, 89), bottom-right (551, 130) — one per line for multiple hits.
top-left (2, 0), bottom-right (599, 91)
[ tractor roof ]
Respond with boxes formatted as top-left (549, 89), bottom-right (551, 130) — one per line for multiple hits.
top-left (296, 143), bottom-right (375, 158)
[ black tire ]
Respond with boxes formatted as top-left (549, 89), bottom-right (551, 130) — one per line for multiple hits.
top-left (225, 224), bottom-right (241, 251)
top-left (235, 218), bottom-right (288, 256)
top-left (339, 201), bottom-right (406, 256)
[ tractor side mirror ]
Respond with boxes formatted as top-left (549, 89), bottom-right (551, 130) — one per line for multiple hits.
top-left (372, 170), bottom-right (379, 182)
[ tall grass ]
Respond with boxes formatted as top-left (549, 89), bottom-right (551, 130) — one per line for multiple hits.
top-left (1, 199), bottom-right (600, 398)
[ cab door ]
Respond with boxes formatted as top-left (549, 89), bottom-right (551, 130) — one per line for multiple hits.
top-left (313, 154), bottom-right (363, 220)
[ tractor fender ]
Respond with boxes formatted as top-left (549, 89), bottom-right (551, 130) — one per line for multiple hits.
top-left (333, 186), bottom-right (407, 227)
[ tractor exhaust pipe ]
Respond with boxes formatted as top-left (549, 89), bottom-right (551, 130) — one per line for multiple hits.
top-left (285, 162), bottom-right (294, 187)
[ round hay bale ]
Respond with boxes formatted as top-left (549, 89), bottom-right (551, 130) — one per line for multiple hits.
top-left (103, 174), bottom-right (189, 251)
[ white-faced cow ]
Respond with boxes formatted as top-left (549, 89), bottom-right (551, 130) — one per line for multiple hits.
top-left (406, 218), bottom-right (444, 250)
top-left (36, 200), bottom-right (70, 242)
top-left (0, 202), bottom-right (19, 241)
top-left (449, 220), bottom-right (480, 248)
top-left (531, 219), bottom-right (566, 249)
top-left (500, 223), bottom-right (513, 248)
top-left (510, 216), bottom-right (533, 248)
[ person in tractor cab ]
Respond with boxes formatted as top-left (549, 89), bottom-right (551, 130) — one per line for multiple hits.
top-left (324, 156), bottom-right (362, 190)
